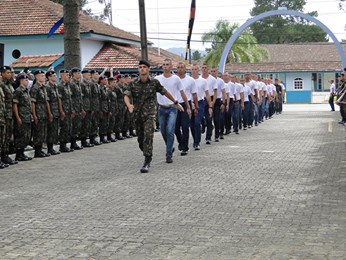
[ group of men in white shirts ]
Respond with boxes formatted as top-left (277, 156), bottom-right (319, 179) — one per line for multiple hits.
top-left (154, 59), bottom-right (284, 163)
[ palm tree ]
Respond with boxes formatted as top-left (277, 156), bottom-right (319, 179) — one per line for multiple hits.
top-left (201, 19), bottom-right (269, 66)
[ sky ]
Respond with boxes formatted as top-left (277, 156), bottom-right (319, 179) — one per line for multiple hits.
top-left (86, 0), bottom-right (346, 51)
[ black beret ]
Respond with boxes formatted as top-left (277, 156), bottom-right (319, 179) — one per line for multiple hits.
top-left (124, 74), bottom-right (130, 78)
top-left (59, 69), bottom-right (69, 74)
top-left (99, 75), bottom-right (107, 81)
top-left (90, 70), bottom-right (97, 74)
top-left (17, 74), bottom-right (29, 81)
top-left (344, 67), bottom-right (346, 72)
top-left (82, 69), bottom-right (91, 74)
top-left (46, 70), bottom-right (56, 77)
top-left (139, 60), bottom-right (150, 67)
top-left (118, 74), bottom-right (125, 79)
top-left (33, 70), bottom-right (45, 76)
top-left (131, 74), bottom-right (138, 78)
top-left (1, 66), bottom-right (12, 72)
top-left (108, 77), bottom-right (115, 81)
top-left (71, 67), bottom-right (81, 73)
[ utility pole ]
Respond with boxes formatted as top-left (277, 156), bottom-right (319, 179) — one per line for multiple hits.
top-left (138, 0), bottom-right (148, 60)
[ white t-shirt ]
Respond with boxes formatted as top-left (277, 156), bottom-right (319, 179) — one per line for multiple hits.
top-left (216, 77), bottom-right (226, 99)
top-left (227, 82), bottom-right (234, 99)
top-left (280, 83), bottom-right (286, 90)
top-left (243, 84), bottom-right (251, 102)
top-left (194, 76), bottom-right (208, 101)
top-left (248, 79), bottom-right (258, 95)
top-left (234, 82), bottom-right (244, 101)
top-left (330, 83), bottom-right (335, 94)
top-left (155, 74), bottom-right (184, 106)
top-left (204, 75), bottom-right (217, 97)
top-left (177, 75), bottom-right (197, 103)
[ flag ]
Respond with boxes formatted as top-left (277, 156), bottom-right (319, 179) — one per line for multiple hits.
top-left (48, 17), bottom-right (64, 38)
top-left (185, 0), bottom-right (196, 63)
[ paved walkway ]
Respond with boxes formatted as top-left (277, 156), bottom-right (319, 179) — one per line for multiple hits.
top-left (1, 105), bottom-right (345, 259)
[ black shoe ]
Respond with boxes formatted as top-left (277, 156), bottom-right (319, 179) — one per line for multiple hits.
top-left (220, 135), bottom-right (224, 140)
top-left (34, 151), bottom-right (46, 158)
top-left (59, 144), bottom-right (71, 153)
top-left (0, 162), bottom-right (6, 169)
top-left (116, 133), bottom-right (125, 140)
top-left (123, 134), bottom-right (132, 138)
top-left (215, 137), bottom-right (219, 142)
top-left (166, 156), bottom-right (173, 163)
top-left (81, 140), bottom-right (93, 148)
top-left (129, 130), bottom-right (137, 137)
top-left (2, 155), bottom-right (18, 165)
top-left (71, 142), bottom-right (83, 150)
top-left (181, 150), bottom-right (188, 156)
top-left (140, 156), bottom-right (152, 173)
top-left (101, 137), bottom-right (110, 144)
top-left (206, 140), bottom-right (211, 145)
top-left (49, 149), bottom-right (60, 155)
top-left (16, 153), bottom-right (28, 161)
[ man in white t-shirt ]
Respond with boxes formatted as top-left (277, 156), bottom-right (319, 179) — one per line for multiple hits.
top-left (155, 59), bottom-right (190, 163)
top-left (329, 79), bottom-right (336, 111)
top-left (231, 75), bottom-right (244, 133)
top-left (201, 64), bottom-right (217, 144)
top-left (175, 62), bottom-right (195, 155)
top-left (190, 64), bottom-right (212, 150)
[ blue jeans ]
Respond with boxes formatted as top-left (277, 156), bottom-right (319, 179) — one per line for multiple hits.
top-left (242, 101), bottom-right (251, 127)
top-left (159, 106), bottom-right (178, 158)
top-left (175, 102), bottom-right (191, 151)
top-left (232, 101), bottom-right (241, 132)
top-left (204, 98), bottom-right (214, 141)
top-left (190, 100), bottom-right (205, 146)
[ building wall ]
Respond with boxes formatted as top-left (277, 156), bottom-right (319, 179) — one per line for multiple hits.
top-left (285, 72), bottom-right (312, 103)
top-left (80, 39), bottom-right (104, 68)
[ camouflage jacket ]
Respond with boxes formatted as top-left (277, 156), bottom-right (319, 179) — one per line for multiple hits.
top-left (81, 79), bottom-right (92, 111)
top-left (70, 78), bottom-right (83, 113)
top-left (90, 80), bottom-right (100, 112)
top-left (124, 76), bottom-right (167, 117)
top-left (46, 82), bottom-right (61, 118)
top-left (0, 78), bottom-right (14, 119)
top-left (29, 82), bottom-right (48, 120)
top-left (57, 81), bottom-right (72, 114)
top-left (12, 85), bottom-right (32, 123)
top-left (108, 88), bottom-right (118, 113)
top-left (99, 85), bottom-right (109, 113)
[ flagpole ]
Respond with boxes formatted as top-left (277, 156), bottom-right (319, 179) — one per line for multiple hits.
top-left (185, 0), bottom-right (196, 64)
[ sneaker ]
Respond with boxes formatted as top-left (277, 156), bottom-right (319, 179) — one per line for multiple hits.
top-left (166, 156), bottom-right (173, 163)
top-left (194, 145), bottom-right (200, 150)
top-left (220, 135), bottom-right (224, 140)
top-left (206, 140), bottom-right (211, 145)
top-left (243, 127), bottom-right (247, 130)
top-left (215, 138), bottom-right (219, 142)
top-left (181, 150), bottom-right (188, 156)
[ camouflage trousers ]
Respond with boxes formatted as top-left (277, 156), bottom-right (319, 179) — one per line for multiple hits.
top-left (0, 124), bottom-right (5, 154)
top-left (90, 111), bottom-right (99, 137)
top-left (114, 106), bottom-right (125, 134)
top-left (99, 112), bottom-right (109, 136)
top-left (47, 117), bottom-right (59, 144)
top-left (71, 113), bottom-right (82, 139)
top-left (59, 114), bottom-right (72, 144)
top-left (80, 111), bottom-right (92, 139)
top-left (135, 114), bottom-right (156, 157)
top-left (3, 118), bottom-right (13, 153)
top-left (108, 111), bottom-right (116, 135)
top-left (32, 119), bottom-right (47, 147)
top-left (14, 122), bottom-right (31, 150)
top-left (123, 108), bottom-right (135, 133)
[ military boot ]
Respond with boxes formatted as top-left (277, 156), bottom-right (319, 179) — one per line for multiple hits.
top-left (115, 133), bottom-right (125, 140)
top-left (34, 146), bottom-right (46, 158)
top-left (48, 143), bottom-right (60, 155)
top-left (59, 143), bottom-right (71, 153)
top-left (71, 139), bottom-right (83, 150)
top-left (81, 138), bottom-right (93, 148)
top-left (90, 136), bottom-right (101, 146)
top-left (140, 156), bottom-right (152, 173)
top-left (1, 153), bottom-right (18, 165)
top-left (15, 149), bottom-right (28, 161)
top-left (107, 133), bottom-right (117, 142)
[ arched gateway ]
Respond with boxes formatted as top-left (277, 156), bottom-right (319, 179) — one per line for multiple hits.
top-left (218, 9), bottom-right (346, 73)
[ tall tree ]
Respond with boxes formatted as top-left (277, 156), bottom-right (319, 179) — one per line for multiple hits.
top-left (63, 0), bottom-right (81, 69)
top-left (192, 50), bottom-right (202, 61)
top-left (250, 0), bottom-right (328, 43)
top-left (201, 19), bottom-right (269, 66)
top-left (338, 0), bottom-right (346, 11)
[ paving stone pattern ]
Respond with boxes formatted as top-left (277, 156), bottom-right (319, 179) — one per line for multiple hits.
top-left (0, 108), bottom-right (345, 259)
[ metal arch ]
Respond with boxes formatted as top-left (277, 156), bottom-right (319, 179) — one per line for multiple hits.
top-left (218, 9), bottom-right (346, 73)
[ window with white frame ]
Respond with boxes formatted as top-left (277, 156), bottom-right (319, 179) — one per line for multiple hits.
top-left (294, 78), bottom-right (303, 90)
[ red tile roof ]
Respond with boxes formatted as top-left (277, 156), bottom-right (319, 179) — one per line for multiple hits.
top-left (85, 44), bottom-right (184, 69)
top-left (9, 54), bottom-right (63, 69)
top-left (0, 0), bottom-right (141, 43)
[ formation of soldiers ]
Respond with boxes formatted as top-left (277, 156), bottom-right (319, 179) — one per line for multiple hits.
top-left (0, 66), bottom-right (138, 169)
top-left (0, 63), bottom-right (287, 171)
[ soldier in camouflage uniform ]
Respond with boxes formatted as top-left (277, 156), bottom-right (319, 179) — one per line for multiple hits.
top-left (46, 70), bottom-right (63, 155)
top-left (121, 74), bottom-right (132, 138)
top-left (0, 70), bottom-right (9, 169)
top-left (114, 75), bottom-right (126, 140)
top-left (12, 74), bottom-right (32, 161)
top-left (80, 69), bottom-right (93, 148)
top-left (89, 70), bottom-right (101, 145)
top-left (0, 66), bottom-right (17, 165)
top-left (69, 67), bottom-right (85, 150)
top-left (58, 69), bottom-right (73, 153)
top-left (30, 70), bottom-right (52, 158)
top-left (124, 60), bottom-right (183, 173)
top-left (107, 77), bottom-right (117, 142)
top-left (98, 76), bottom-right (110, 144)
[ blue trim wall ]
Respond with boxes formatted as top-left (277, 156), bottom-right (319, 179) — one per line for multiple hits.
top-left (286, 91), bottom-right (312, 103)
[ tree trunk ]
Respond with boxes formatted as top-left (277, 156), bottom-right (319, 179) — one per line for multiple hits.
top-left (63, 0), bottom-right (81, 69)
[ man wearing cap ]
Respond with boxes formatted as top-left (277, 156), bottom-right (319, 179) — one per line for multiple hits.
top-left (80, 69), bottom-right (93, 148)
top-left (12, 74), bottom-right (33, 161)
top-left (58, 69), bottom-right (73, 152)
top-left (0, 66), bottom-right (18, 165)
top-left (46, 70), bottom-right (63, 155)
top-left (30, 70), bottom-right (52, 157)
top-left (0, 69), bottom-right (9, 168)
top-left (124, 60), bottom-right (183, 173)
top-left (69, 67), bottom-right (85, 150)
top-left (89, 70), bottom-right (101, 145)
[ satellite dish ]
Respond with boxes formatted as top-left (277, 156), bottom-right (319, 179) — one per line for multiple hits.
top-left (12, 49), bottom-right (21, 59)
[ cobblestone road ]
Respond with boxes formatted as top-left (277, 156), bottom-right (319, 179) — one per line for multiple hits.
top-left (1, 105), bottom-right (345, 259)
